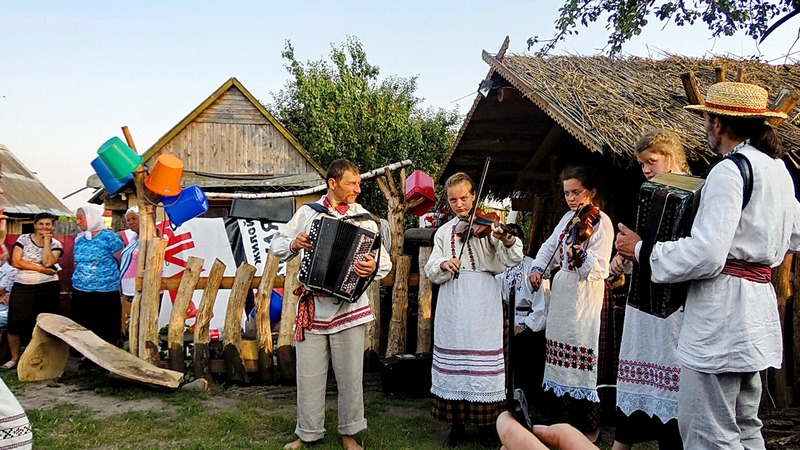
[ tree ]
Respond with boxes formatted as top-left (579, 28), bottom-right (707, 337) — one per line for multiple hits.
top-left (531, 0), bottom-right (800, 55)
top-left (271, 36), bottom-right (460, 212)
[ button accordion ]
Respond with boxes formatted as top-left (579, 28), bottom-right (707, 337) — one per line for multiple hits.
top-left (628, 173), bottom-right (704, 318)
top-left (298, 216), bottom-right (380, 303)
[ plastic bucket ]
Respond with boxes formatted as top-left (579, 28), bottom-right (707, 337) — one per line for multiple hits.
top-left (145, 154), bottom-right (184, 196)
top-left (97, 137), bottom-right (142, 179)
top-left (91, 156), bottom-right (133, 196)
top-left (164, 185), bottom-right (208, 227)
top-left (270, 288), bottom-right (283, 325)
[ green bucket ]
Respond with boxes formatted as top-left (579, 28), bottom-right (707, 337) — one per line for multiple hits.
top-left (97, 137), bottom-right (142, 180)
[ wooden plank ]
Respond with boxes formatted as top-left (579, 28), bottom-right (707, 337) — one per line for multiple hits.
top-left (140, 275), bottom-right (285, 291)
top-left (679, 72), bottom-right (705, 105)
top-left (193, 259), bottom-right (226, 381)
top-left (364, 281), bottom-right (382, 366)
top-left (386, 255), bottom-right (412, 357)
top-left (277, 257), bottom-right (301, 381)
top-left (255, 251), bottom-right (280, 383)
top-left (129, 292), bottom-right (141, 357)
top-left (769, 254), bottom-right (792, 407)
top-left (167, 256), bottom-right (204, 373)
top-left (223, 262), bottom-right (257, 384)
top-left (794, 257), bottom-right (800, 404)
top-left (139, 237), bottom-right (168, 366)
top-left (416, 248), bottom-right (433, 354)
top-left (19, 314), bottom-right (182, 389)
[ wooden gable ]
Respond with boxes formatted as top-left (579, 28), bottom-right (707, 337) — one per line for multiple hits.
top-left (142, 77), bottom-right (324, 181)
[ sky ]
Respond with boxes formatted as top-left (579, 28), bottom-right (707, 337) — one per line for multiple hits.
top-left (2, 1), bottom-right (799, 210)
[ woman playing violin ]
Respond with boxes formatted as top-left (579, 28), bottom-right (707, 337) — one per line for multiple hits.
top-left (424, 172), bottom-right (522, 448)
top-left (528, 166), bottom-right (614, 444)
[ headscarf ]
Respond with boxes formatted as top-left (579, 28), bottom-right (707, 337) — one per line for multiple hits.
top-left (77, 204), bottom-right (105, 240)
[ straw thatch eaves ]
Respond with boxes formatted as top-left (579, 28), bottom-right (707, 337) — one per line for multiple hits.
top-left (440, 50), bottom-right (800, 199)
top-left (0, 145), bottom-right (73, 218)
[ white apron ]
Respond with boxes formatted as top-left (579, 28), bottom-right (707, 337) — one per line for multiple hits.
top-left (542, 270), bottom-right (603, 402)
top-left (431, 269), bottom-right (505, 403)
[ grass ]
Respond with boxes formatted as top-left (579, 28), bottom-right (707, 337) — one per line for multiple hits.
top-left (2, 369), bottom-right (652, 450)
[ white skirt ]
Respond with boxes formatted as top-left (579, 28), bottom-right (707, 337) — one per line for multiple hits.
top-left (431, 270), bottom-right (505, 403)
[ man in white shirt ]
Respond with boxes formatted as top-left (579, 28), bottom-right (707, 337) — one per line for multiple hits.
top-left (616, 81), bottom-right (800, 449)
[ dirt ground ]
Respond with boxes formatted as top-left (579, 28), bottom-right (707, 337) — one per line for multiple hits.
top-left (11, 361), bottom-right (800, 449)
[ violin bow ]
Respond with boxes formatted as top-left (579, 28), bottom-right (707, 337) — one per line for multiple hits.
top-left (540, 203), bottom-right (583, 276)
top-left (454, 156), bottom-right (491, 280)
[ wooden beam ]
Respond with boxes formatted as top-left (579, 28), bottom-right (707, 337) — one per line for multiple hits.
top-left (768, 88), bottom-right (800, 128)
top-left (416, 248), bottom-right (433, 354)
top-left (715, 66), bottom-right (727, 83)
top-left (255, 251), bottom-right (280, 383)
top-left (140, 271), bottom-right (416, 292)
top-left (277, 257), bottom-right (301, 381)
top-left (193, 259), bottom-right (226, 381)
top-left (167, 256), bottom-right (204, 373)
top-left (735, 67), bottom-right (746, 82)
top-left (386, 255), bottom-right (411, 357)
top-left (139, 237), bottom-right (168, 365)
top-left (680, 72), bottom-right (705, 105)
top-left (223, 262), bottom-right (257, 384)
top-left (515, 124), bottom-right (564, 189)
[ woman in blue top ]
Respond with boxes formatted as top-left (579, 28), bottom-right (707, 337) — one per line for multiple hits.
top-left (71, 204), bottom-right (124, 346)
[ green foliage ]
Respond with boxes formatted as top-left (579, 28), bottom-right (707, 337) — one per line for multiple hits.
top-left (530, 0), bottom-right (799, 55)
top-left (271, 36), bottom-right (460, 212)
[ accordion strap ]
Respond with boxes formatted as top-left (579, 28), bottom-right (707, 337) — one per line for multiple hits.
top-left (725, 152), bottom-right (753, 210)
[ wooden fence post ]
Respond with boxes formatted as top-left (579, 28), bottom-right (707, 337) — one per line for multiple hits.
top-left (364, 281), bottom-right (382, 367)
top-left (193, 259), bottom-right (226, 381)
top-left (277, 257), bottom-right (301, 382)
top-left (416, 247), bottom-right (433, 354)
top-left (223, 262), bottom-right (257, 384)
top-left (386, 255), bottom-right (411, 357)
top-left (256, 251), bottom-right (280, 384)
top-left (167, 256), bottom-right (204, 372)
top-left (139, 237), bottom-right (167, 366)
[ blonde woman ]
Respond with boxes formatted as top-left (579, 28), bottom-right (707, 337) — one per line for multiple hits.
top-left (611, 129), bottom-right (688, 450)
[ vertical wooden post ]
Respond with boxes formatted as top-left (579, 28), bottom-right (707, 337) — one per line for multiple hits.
top-left (794, 257), bottom-right (800, 404)
top-left (364, 281), bottom-right (382, 367)
top-left (121, 125), bottom-right (155, 357)
top-left (416, 247), bottom-right (433, 354)
top-left (167, 256), bottom-right (204, 373)
top-left (223, 262), bottom-right (257, 384)
top-left (139, 237), bottom-right (167, 366)
top-left (193, 259), bottom-right (226, 381)
top-left (770, 254), bottom-right (793, 407)
top-left (277, 256), bottom-right (301, 382)
top-left (386, 255), bottom-right (411, 357)
top-left (715, 66), bottom-right (727, 83)
top-left (527, 196), bottom-right (547, 256)
top-left (255, 251), bottom-right (280, 384)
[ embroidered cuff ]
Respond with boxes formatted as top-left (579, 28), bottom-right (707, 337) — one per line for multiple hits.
top-left (531, 266), bottom-right (544, 274)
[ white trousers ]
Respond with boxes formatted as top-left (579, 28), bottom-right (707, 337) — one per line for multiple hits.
top-left (678, 367), bottom-right (764, 450)
top-left (294, 324), bottom-right (367, 442)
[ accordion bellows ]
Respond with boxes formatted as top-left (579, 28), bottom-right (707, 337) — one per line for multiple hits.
top-left (299, 216), bottom-right (379, 303)
top-left (629, 173), bottom-right (704, 318)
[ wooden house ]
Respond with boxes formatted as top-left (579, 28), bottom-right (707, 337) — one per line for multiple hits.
top-left (438, 39), bottom-right (800, 406)
top-left (88, 77), bottom-right (325, 227)
top-left (0, 144), bottom-right (74, 234)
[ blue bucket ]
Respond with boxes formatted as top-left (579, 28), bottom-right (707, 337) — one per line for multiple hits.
top-left (270, 289), bottom-right (283, 325)
top-left (91, 157), bottom-right (134, 196)
top-left (163, 185), bottom-right (209, 227)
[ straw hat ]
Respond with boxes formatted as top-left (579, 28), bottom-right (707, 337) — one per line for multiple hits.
top-left (685, 81), bottom-right (787, 119)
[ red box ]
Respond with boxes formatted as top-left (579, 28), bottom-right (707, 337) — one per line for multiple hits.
top-left (405, 170), bottom-right (436, 216)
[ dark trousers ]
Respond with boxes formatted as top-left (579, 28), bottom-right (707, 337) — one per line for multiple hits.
top-left (509, 328), bottom-right (546, 408)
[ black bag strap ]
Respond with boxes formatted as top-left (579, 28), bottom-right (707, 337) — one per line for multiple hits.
top-left (725, 152), bottom-right (753, 210)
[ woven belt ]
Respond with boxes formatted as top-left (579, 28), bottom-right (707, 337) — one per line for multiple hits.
top-left (721, 259), bottom-right (772, 284)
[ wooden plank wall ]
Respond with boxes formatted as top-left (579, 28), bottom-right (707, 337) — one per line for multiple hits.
top-left (156, 87), bottom-right (319, 177)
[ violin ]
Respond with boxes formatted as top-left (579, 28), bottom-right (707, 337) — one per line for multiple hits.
top-left (454, 209), bottom-right (519, 241)
top-left (565, 204), bottom-right (601, 267)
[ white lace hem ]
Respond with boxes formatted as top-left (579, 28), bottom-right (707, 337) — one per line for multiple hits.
top-left (543, 380), bottom-right (600, 403)
top-left (430, 386), bottom-right (505, 403)
top-left (617, 391), bottom-right (678, 422)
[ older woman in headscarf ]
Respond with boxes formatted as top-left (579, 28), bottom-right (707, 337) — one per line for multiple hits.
top-left (71, 204), bottom-right (124, 346)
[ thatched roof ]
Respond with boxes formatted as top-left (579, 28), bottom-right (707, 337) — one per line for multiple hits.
top-left (0, 145), bottom-right (73, 218)
top-left (440, 50), bottom-right (800, 198)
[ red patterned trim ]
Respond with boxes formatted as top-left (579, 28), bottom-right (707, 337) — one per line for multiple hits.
top-left (312, 305), bottom-right (373, 330)
top-left (703, 102), bottom-right (771, 114)
top-left (618, 359), bottom-right (681, 392)
top-left (721, 259), bottom-right (772, 283)
top-left (432, 364), bottom-right (505, 376)
top-left (545, 339), bottom-right (595, 371)
top-left (434, 345), bottom-right (504, 356)
top-left (0, 414), bottom-right (26, 425)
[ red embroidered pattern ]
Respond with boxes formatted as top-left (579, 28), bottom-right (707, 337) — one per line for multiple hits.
top-left (546, 339), bottom-right (595, 371)
top-left (618, 359), bottom-right (681, 392)
top-left (312, 304), bottom-right (373, 330)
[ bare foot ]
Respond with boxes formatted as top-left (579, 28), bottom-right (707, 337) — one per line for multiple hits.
top-left (284, 438), bottom-right (304, 450)
top-left (342, 435), bottom-right (362, 450)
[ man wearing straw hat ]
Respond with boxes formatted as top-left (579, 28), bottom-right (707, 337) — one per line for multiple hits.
top-left (616, 81), bottom-right (800, 449)
top-left (271, 159), bottom-right (392, 450)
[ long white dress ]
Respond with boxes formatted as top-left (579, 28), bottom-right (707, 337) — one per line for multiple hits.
top-left (531, 209), bottom-right (614, 402)
top-left (425, 218), bottom-right (523, 403)
top-left (0, 379), bottom-right (32, 450)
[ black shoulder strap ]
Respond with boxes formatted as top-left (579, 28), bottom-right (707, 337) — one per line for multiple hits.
top-left (725, 153), bottom-right (753, 210)
top-left (304, 202), bottom-right (332, 215)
